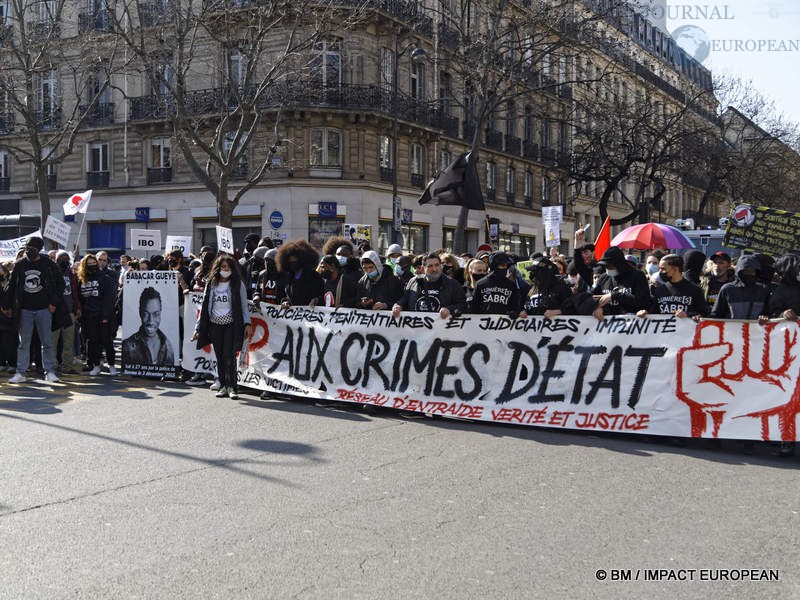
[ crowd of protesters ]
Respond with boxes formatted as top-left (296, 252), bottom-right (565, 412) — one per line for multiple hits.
top-left (2, 228), bottom-right (798, 454)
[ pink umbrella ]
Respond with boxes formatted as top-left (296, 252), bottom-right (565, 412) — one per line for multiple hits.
top-left (609, 223), bottom-right (696, 250)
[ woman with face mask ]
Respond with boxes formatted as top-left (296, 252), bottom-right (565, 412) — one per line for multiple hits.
top-left (0, 262), bottom-right (18, 372)
top-left (192, 256), bottom-right (251, 400)
top-left (77, 254), bottom-right (117, 376)
top-left (275, 239), bottom-right (324, 308)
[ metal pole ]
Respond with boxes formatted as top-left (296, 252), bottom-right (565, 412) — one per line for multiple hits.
top-left (391, 34), bottom-right (401, 246)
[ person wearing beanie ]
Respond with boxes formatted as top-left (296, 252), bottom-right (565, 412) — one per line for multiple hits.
top-left (587, 246), bottom-right (650, 316)
top-left (357, 250), bottom-right (403, 310)
top-left (7, 236), bottom-right (65, 383)
top-left (317, 254), bottom-right (358, 308)
top-left (239, 232), bottom-right (261, 265)
top-left (470, 252), bottom-right (521, 318)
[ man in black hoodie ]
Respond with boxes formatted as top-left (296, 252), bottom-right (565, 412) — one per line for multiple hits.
top-left (578, 246), bottom-right (650, 316)
top-left (470, 252), bottom-right (521, 318)
top-left (682, 249), bottom-right (706, 286)
top-left (7, 236), bottom-right (64, 383)
top-left (392, 253), bottom-right (466, 319)
top-left (710, 255), bottom-right (771, 320)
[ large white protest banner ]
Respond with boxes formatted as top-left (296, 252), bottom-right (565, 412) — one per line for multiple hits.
top-left (179, 297), bottom-right (800, 442)
top-left (44, 215), bottom-right (71, 248)
top-left (0, 230), bottom-right (42, 259)
top-left (121, 270), bottom-right (180, 378)
top-left (131, 229), bottom-right (162, 254)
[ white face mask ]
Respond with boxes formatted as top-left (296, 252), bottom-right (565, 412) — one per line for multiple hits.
top-left (646, 263), bottom-right (659, 275)
top-left (337, 256), bottom-right (347, 266)
top-left (220, 270), bottom-right (232, 279)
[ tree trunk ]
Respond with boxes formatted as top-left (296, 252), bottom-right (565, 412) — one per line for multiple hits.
top-left (218, 199), bottom-right (234, 229)
top-left (35, 165), bottom-right (51, 233)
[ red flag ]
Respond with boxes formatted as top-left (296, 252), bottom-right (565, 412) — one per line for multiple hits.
top-left (593, 216), bottom-right (611, 261)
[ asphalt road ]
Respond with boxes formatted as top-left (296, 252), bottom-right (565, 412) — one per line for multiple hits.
top-left (1, 374), bottom-right (798, 600)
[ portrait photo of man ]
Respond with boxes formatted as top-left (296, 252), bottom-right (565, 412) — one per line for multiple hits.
top-left (122, 286), bottom-right (175, 367)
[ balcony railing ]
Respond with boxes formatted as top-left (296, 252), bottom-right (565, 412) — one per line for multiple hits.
top-left (33, 109), bottom-right (61, 131)
top-left (411, 173), bottom-right (425, 188)
top-left (523, 141), bottom-right (539, 160)
top-left (437, 22), bottom-right (459, 47)
top-left (80, 102), bottom-right (114, 125)
top-left (485, 128), bottom-right (503, 151)
top-left (462, 120), bottom-right (476, 143)
top-left (147, 167), bottom-right (172, 184)
top-left (506, 192), bottom-right (516, 204)
top-left (556, 151), bottom-right (572, 169)
top-left (379, 166), bottom-right (394, 182)
top-left (523, 195), bottom-right (532, 208)
top-left (433, 111), bottom-right (459, 138)
top-left (505, 134), bottom-right (522, 155)
top-left (540, 146), bottom-right (557, 164)
top-left (373, 0), bottom-right (433, 35)
top-left (0, 112), bottom-right (13, 135)
top-left (86, 170), bottom-right (110, 188)
top-left (78, 10), bottom-right (113, 33)
top-left (0, 177), bottom-right (9, 192)
top-left (139, 2), bottom-right (173, 27)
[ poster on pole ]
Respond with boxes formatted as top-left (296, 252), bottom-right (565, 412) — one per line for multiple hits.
top-left (131, 229), bottom-right (162, 255)
top-left (43, 215), bottom-right (71, 248)
top-left (216, 225), bottom-right (234, 254)
top-left (343, 224), bottom-right (372, 247)
top-left (0, 230), bottom-right (42, 259)
top-left (542, 205), bottom-right (563, 248)
top-left (164, 235), bottom-right (192, 257)
top-left (121, 270), bottom-right (180, 378)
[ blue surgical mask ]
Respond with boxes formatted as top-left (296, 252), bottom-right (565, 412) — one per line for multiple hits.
top-left (337, 256), bottom-right (347, 266)
top-left (396, 267), bottom-right (404, 276)
top-left (647, 264), bottom-right (659, 276)
top-left (606, 268), bottom-right (619, 278)
top-left (367, 270), bottom-right (379, 279)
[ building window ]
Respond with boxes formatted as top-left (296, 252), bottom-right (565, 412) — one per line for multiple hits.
top-left (0, 150), bottom-right (9, 192)
top-left (410, 61), bottom-right (425, 100)
top-left (486, 162), bottom-right (496, 202)
top-left (439, 72), bottom-right (453, 115)
top-left (41, 146), bottom-right (56, 191)
top-left (88, 222), bottom-right (124, 256)
top-left (309, 128), bottom-right (341, 168)
top-left (86, 141), bottom-right (109, 187)
top-left (150, 56), bottom-right (174, 97)
top-left (440, 149), bottom-right (452, 171)
top-left (35, 69), bottom-right (59, 129)
top-left (542, 177), bottom-right (550, 204)
top-left (524, 171), bottom-right (533, 206)
top-left (541, 119), bottom-right (550, 147)
top-left (506, 166), bottom-right (516, 203)
top-left (308, 215), bottom-right (344, 250)
top-left (379, 135), bottom-right (393, 181)
top-left (505, 101), bottom-right (516, 138)
top-left (224, 132), bottom-right (248, 179)
top-left (147, 137), bottom-right (172, 184)
top-left (379, 220), bottom-right (428, 255)
top-left (410, 143), bottom-right (424, 188)
top-left (311, 39), bottom-right (341, 88)
top-left (226, 47), bottom-right (249, 92)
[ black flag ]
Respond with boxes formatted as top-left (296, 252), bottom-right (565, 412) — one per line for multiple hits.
top-left (418, 152), bottom-right (485, 211)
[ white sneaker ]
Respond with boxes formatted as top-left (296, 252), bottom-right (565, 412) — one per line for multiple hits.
top-left (209, 379), bottom-right (221, 391)
top-left (8, 373), bottom-right (26, 383)
top-left (108, 366), bottom-right (118, 376)
top-left (46, 372), bottom-right (60, 383)
top-left (89, 366), bottom-right (102, 376)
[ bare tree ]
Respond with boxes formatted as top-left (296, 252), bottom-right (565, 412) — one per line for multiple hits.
top-left (109, 0), bottom-right (366, 228)
top-left (0, 0), bottom-right (117, 224)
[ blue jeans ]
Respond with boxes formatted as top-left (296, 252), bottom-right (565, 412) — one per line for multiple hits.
top-left (17, 308), bottom-right (56, 374)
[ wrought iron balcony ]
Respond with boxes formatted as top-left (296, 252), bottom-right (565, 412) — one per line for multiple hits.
top-left (485, 128), bottom-right (503, 151)
top-left (86, 170), bottom-right (110, 188)
top-left (373, 0), bottom-right (432, 35)
top-left (80, 102), bottom-right (115, 125)
top-left (33, 109), bottom-right (61, 131)
top-left (147, 167), bottom-right (172, 184)
top-left (379, 166), bottom-right (394, 182)
top-left (506, 192), bottom-right (516, 204)
top-left (78, 10), bottom-right (113, 33)
top-left (130, 94), bottom-right (174, 121)
top-left (505, 134), bottom-right (522, 155)
top-left (523, 141), bottom-right (539, 160)
top-left (437, 22), bottom-right (459, 47)
top-left (0, 112), bottom-right (13, 135)
top-left (433, 110), bottom-right (459, 138)
top-left (462, 120), bottom-right (477, 142)
top-left (139, 2), bottom-right (173, 27)
top-left (540, 146), bottom-right (557, 164)
top-left (523, 195), bottom-right (532, 208)
top-left (0, 177), bottom-right (9, 192)
top-left (556, 151), bottom-right (572, 169)
top-left (486, 188), bottom-right (496, 202)
top-left (411, 173), bottom-right (425, 188)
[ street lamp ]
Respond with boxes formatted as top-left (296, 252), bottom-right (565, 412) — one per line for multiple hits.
top-left (391, 43), bottom-right (427, 247)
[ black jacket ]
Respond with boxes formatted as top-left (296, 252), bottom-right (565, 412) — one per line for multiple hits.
top-left (283, 270), bottom-right (324, 307)
top-left (195, 280), bottom-right (248, 351)
top-left (710, 256), bottom-right (771, 319)
top-left (357, 265), bottom-right (403, 308)
top-left (588, 248), bottom-right (651, 315)
top-left (8, 254), bottom-right (64, 312)
top-left (397, 274), bottom-right (467, 315)
top-left (471, 272), bottom-right (521, 318)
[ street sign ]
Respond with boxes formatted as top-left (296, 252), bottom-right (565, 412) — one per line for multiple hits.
top-left (135, 207), bottom-right (150, 223)
top-left (269, 210), bottom-right (284, 229)
top-left (318, 202), bottom-right (337, 218)
top-left (401, 209), bottom-right (413, 226)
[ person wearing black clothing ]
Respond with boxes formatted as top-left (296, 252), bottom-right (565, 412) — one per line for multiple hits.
top-left (51, 250), bottom-right (81, 374)
top-left (576, 246), bottom-right (650, 316)
top-left (392, 253), bottom-right (466, 319)
top-left (768, 254), bottom-right (800, 322)
top-left (356, 250), bottom-right (402, 310)
top-left (318, 254), bottom-right (358, 308)
top-left (470, 252), bottom-right (521, 318)
top-left (395, 255), bottom-right (414, 287)
top-left (7, 236), bottom-right (64, 383)
top-left (238, 233), bottom-right (261, 266)
top-left (521, 256), bottom-right (595, 317)
top-left (637, 254), bottom-right (708, 318)
top-left (276, 239), bottom-right (324, 307)
top-left (682, 249), bottom-right (706, 286)
top-left (77, 254), bottom-right (118, 376)
top-left (701, 251), bottom-right (735, 311)
top-left (192, 255), bottom-right (251, 400)
top-left (241, 246), bottom-right (267, 300)
top-left (0, 262), bottom-right (17, 371)
top-left (710, 255), bottom-right (771, 320)
top-left (322, 236), bottom-right (362, 278)
top-left (253, 249), bottom-right (286, 307)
